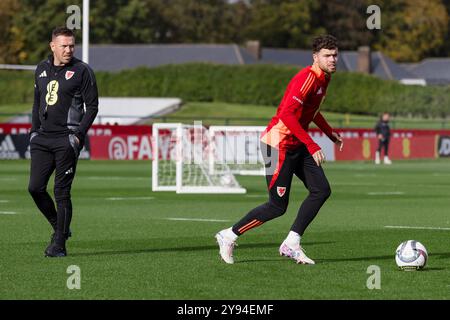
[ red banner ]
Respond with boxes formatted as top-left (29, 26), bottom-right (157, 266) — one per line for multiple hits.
top-left (90, 134), bottom-right (153, 160)
top-left (334, 136), bottom-right (437, 161)
top-left (87, 124), bottom-right (153, 160)
top-left (1, 124), bottom-right (450, 160)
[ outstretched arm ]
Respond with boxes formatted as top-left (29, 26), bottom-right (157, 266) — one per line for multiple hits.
top-left (314, 112), bottom-right (343, 151)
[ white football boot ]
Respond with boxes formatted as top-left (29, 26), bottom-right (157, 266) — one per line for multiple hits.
top-left (215, 230), bottom-right (237, 264)
top-left (279, 241), bottom-right (315, 265)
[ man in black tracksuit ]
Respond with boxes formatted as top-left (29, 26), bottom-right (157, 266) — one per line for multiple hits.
top-left (28, 27), bottom-right (98, 257)
top-left (374, 112), bottom-right (392, 165)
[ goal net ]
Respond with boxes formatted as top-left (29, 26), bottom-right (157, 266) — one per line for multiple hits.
top-left (152, 123), bottom-right (246, 194)
top-left (209, 126), bottom-right (266, 176)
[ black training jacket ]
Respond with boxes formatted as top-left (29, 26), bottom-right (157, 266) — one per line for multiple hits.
top-left (31, 54), bottom-right (98, 142)
top-left (374, 120), bottom-right (391, 140)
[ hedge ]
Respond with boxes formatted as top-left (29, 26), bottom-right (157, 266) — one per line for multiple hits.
top-left (1, 63), bottom-right (448, 118)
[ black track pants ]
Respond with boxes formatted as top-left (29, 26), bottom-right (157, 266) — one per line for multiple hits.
top-left (28, 134), bottom-right (80, 240)
top-left (232, 142), bottom-right (331, 236)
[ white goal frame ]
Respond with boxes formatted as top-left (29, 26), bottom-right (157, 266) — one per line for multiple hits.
top-left (208, 126), bottom-right (266, 176)
top-left (152, 123), bottom-right (246, 194)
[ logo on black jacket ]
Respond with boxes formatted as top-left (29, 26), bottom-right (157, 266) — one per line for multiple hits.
top-left (65, 71), bottom-right (75, 80)
top-left (277, 186), bottom-right (287, 197)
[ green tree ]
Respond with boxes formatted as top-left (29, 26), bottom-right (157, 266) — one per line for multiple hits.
top-left (244, 0), bottom-right (323, 48)
top-left (89, 0), bottom-right (248, 44)
top-left (372, 0), bottom-right (448, 62)
top-left (90, 0), bottom-right (168, 43)
top-left (14, 0), bottom-right (83, 63)
top-left (0, 0), bottom-right (26, 63)
top-left (161, 0), bottom-right (248, 43)
top-left (314, 0), bottom-right (374, 50)
top-left (439, 0), bottom-right (450, 56)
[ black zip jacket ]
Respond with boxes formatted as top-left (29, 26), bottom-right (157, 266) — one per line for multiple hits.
top-left (374, 120), bottom-right (391, 141)
top-left (31, 54), bottom-right (98, 143)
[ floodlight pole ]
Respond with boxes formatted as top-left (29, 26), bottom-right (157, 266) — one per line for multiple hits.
top-left (82, 0), bottom-right (89, 63)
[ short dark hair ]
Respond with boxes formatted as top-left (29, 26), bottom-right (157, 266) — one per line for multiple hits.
top-left (52, 27), bottom-right (75, 40)
top-left (312, 35), bottom-right (338, 53)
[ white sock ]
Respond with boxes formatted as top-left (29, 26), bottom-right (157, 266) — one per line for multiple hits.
top-left (285, 231), bottom-right (301, 246)
top-left (224, 227), bottom-right (238, 241)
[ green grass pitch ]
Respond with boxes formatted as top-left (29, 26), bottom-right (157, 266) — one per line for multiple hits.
top-left (0, 159), bottom-right (449, 299)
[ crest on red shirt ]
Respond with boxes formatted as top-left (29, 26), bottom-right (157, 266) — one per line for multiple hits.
top-left (277, 186), bottom-right (287, 197)
top-left (65, 71), bottom-right (75, 80)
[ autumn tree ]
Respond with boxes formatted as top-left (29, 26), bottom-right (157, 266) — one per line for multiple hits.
top-left (0, 0), bottom-right (26, 63)
top-left (372, 0), bottom-right (448, 62)
top-left (243, 0), bottom-right (324, 48)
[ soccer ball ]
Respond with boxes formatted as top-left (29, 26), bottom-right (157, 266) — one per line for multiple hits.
top-left (395, 240), bottom-right (428, 271)
top-left (220, 174), bottom-right (233, 186)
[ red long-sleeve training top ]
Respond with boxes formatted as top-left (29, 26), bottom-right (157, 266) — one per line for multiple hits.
top-left (260, 65), bottom-right (337, 155)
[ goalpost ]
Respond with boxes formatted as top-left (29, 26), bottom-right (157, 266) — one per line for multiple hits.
top-left (152, 123), bottom-right (338, 194)
top-left (152, 123), bottom-right (248, 194)
top-left (208, 126), bottom-right (266, 176)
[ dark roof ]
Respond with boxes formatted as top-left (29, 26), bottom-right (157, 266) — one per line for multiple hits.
top-left (77, 44), bottom-right (245, 71)
top-left (253, 48), bottom-right (347, 71)
top-left (338, 51), bottom-right (418, 81)
top-left (404, 58), bottom-right (450, 85)
top-left (237, 47), bottom-right (259, 64)
top-left (259, 48), bottom-right (313, 66)
top-left (258, 48), bottom-right (418, 81)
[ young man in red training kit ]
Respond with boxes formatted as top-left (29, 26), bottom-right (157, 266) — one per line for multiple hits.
top-left (215, 35), bottom-right (343, 265)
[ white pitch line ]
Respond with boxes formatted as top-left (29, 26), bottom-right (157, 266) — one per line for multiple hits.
top-left (0, 200), bottom-right (10, 203)
top-left (354, 174), bottom-right (377, 177)
top-left (166, 218), bottom-right (231, 222)
top-left (88, 176), bottom-right (148, 181)
top-left (385, 225), bottom-right (450, 231)
top-left (0, 211), bottom-right (17, 215)
top-left (333, 182), bottom-right (378, 186)
top-left (105, 197), bottom-right (155, 201)
top-left (368, 191), bottom-right (405, 196)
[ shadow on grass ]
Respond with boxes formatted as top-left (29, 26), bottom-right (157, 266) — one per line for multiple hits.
top-left (66, 240), bottom-right (334, 258)
top-left (318, 252), bottom-right (449, 265)
top-left (317, 254), bottom-right (394, 263)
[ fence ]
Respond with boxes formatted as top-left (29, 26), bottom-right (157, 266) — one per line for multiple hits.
top-left (1, 113), bottom-right (449, 129)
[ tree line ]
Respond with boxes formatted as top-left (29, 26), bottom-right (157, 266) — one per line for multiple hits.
top-left (1, 0), bottom-right (449, 65)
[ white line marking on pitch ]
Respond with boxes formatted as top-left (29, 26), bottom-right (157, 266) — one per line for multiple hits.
top-left (0, 200), bottom-right (10, 203)
top-left (0, 211), bottom-right (17, 215)
top-left (354, 174), bottom-right (377, 177)
top-left (368, 192), bottom-right (405, 195)
top-left (105, 197), bottom-right (155, 201)
top-left (334, 182), bottom-right (378, 186)
top-left (88, 176), bottom-right (149, 181)
top-left (384, 225), bottom-right (450, 231)
top-left (166, 218), bottom-right (231, 222)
